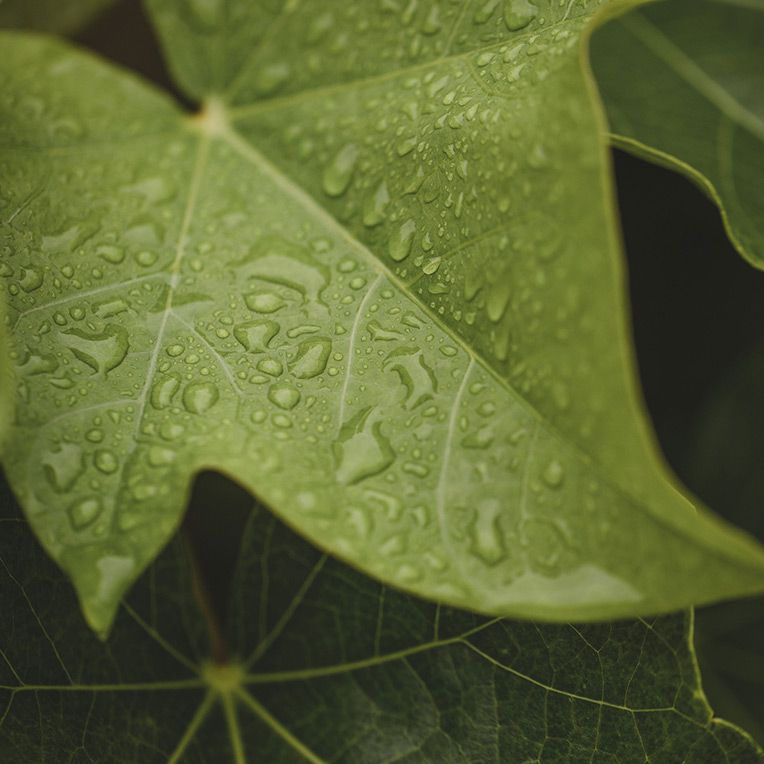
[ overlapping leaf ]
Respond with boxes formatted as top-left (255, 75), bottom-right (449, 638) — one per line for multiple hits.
top-left (0, 0), bottom-right (114, 34)
top-left (2, 0), bottom-right (764, 637)
top-left (591, 0), bottom-right (764, 268)
top-left (1, 482), bottom-right (762, 763)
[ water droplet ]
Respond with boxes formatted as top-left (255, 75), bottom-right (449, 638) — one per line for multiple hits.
top-left (19, 265), bottom-right (43, 292)
top-left (183, 381), bottom-right (219, 414)
top-left (61, 325), bottom-right (129, 375)
top-left (257, 357), bottom-right (283, 377)
top-left (362, 180), bottom-right (390, 227)
top-left (383, 348), bottom-right (437, 409)
top-left (254, 61), bottom-right (290, 95)
top-left (136, 250), bottom-right (158, 267)
top-left (368, 320), bottom-right (402, 342)
top-left (96, 244), bottom-right (125, 264)
top-left (150, 373), bottom-right (181, 409)
top-left (43, 442), bottom-right (84, 492)
top-left (486, 277), bottom-right (511, 322)
top-left (470, 499), bottom-right (505, 565)
top-left (388, 219), bottom-right (416, 262)
top-left (233, 236), bottom-right (328, 304)
top-left (290, 337), bottom-right (331, 379)
top-left (542, 459), bottom-right (564, 488)
top-left (68, 497), bottom-right (102, 530)
top-left (334, 407), bottom-right (395, 485)
top-left (504, 0), bottom-right (537, 31)
top-left (323, 143), bottom-right (358, 197)
top-left (94, 449), bottom-right (119, 474)
top-left (234, 319), bottom-right (280, 353)
top-left (268, 382), bottom-right (301, 410)
top-left (244, 291), bottom-right (286, 313)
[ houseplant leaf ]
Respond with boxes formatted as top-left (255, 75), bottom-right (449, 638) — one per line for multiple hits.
top-left (591, 0), bottom-right (764, 268)
top-left (0, 0), bottom-right (114, 34)
top-left (1, 483), bottom-right (762, 763)
top-left (3, 1), bottom-right (764, 637)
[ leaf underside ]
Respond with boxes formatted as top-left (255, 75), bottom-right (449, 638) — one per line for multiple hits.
top-left (591, 0), bottom-right (764, 268)
top-left (1, 483), bottom-right (762, 763)
top-left (2, 0), bottom-right (764, 636)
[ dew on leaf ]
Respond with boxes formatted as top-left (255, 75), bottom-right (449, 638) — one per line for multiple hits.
top-left (67, 497), bottom-right (103, 530)
top-left (290, 337), bottom-right (331, 379)
top-left (244, 291), bottom-right (286, 313)
top-left (469, 498), bottom-right (505, 565)
top-left (383, 348), bottom-right (437, 409)
top-left (233, 319), bottom-right (280, 353)
top-left (362, 180), bottom-right (390, 227)
top-left (182, 381), bottom-right (219, 414)
top-left (268, 381), bottom-right (301, 410)
top-left (60, 325), bottom-right (129, 375)
top-left (43, 442), bottom-right (85, 493)
top-left (388, 219), bottom-right (417, 262)
top-left (504, 0), bottom-right (537, 31)
top-left (150, 373), bottom-right (181, 409)
top-left (334, 407), bottom-right (395, 485)
top-left (93, 449), bottom-right (119, 474)
top-left (322, 143), bottom-right (358, 197)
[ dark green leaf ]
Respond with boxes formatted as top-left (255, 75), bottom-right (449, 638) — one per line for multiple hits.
top-left (591, 0), bottom-right (764, 267)
top-left (1, 483), bottom-right (762, 763)
top-left (0, 0), bottom-right (114, 34)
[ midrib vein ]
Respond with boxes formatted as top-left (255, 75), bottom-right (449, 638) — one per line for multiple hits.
top-left (129, 133), bottom-right (210, 448)
top-left (621, 13), bottom-right (764, 141)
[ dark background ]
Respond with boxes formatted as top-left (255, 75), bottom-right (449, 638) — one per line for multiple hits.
top-left (21, 0), bottom-right (764, 742)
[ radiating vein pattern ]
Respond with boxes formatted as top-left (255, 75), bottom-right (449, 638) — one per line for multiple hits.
top-left (1, 494), bottom-right (760, 763)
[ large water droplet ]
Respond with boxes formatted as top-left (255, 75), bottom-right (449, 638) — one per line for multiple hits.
top-left (43, 442), bottom-right (85, 492)
top-left (322, 143), bottom-right (358, 197)
top-left (362, 180), bottom-right (390, 227)
top-left (234, 319), bottom-right (280, 353)
top-left (334, 407), bottom-right (395, 485)
top-left (268, 382), bottom-right (301, 410)
top-left (383, 348), bottom-right (437, 410)
top-left (388, 219), bottom-right (416, 262)
top-left (232, 236), bottom-right (328, 304)
top-left (68, 497), bottom-right (102, 530)
top-left (290, 337), bottom-right (331, 379)
top-left (183, 381), bottom-right (219, 414)
top-left (94, 449), bottom-right (119, 474)
top-left (60, 325), bottom-right (129, 375)
top-left (486, 277), bottom-right (511, 322)
top-left (504, 0), bottom-right (537, 30)
top-left (150, 373), bottom-right (181, 409)
top-left (470, 499), bottom-right (505, 565)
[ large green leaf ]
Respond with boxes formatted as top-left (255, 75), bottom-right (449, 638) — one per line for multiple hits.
top-left (591, 0), bottom-right (764, 268)
top-left (3, 1), bottom-right (764, 637)
top-left (0, 0), bottom-right (114, 34)
top-left (1, 483), bottom-right (762, 763)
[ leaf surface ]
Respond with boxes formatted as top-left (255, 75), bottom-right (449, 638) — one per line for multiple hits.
top-left (0, 0), bottom-right (114, 34)
top-left (2, 2), bottom-right (764, 635)
top-left (1, 484), bottom-right (762, 763)
top-left (591, 0), bottom-right (764, 267)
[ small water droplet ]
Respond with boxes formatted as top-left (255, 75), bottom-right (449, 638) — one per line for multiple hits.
top-left (542, 459), bottom-right (564, 488)
top-left (234, 319), bottom-right (280, 353)
top-left (244, 291), bottom-right (286, 313)
top-left (470, 499), bottom-right (505, 565)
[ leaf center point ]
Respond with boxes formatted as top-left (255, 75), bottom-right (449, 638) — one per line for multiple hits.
top-left (201, 660), bottom-right (245, 695)
top-left (192, 96), bottom-right (230, 137)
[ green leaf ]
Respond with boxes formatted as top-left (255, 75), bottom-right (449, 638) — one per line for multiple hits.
top-left (3, 1), bottom-right (764, 637)
top-left (0, 299), bottom-right (14, 453)
top-left (0, 0), bottom-right (114, 34)
top-left (1, 486), bottom-right (762, 763)
top-left (591, 0), bottom-right (764, 268)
